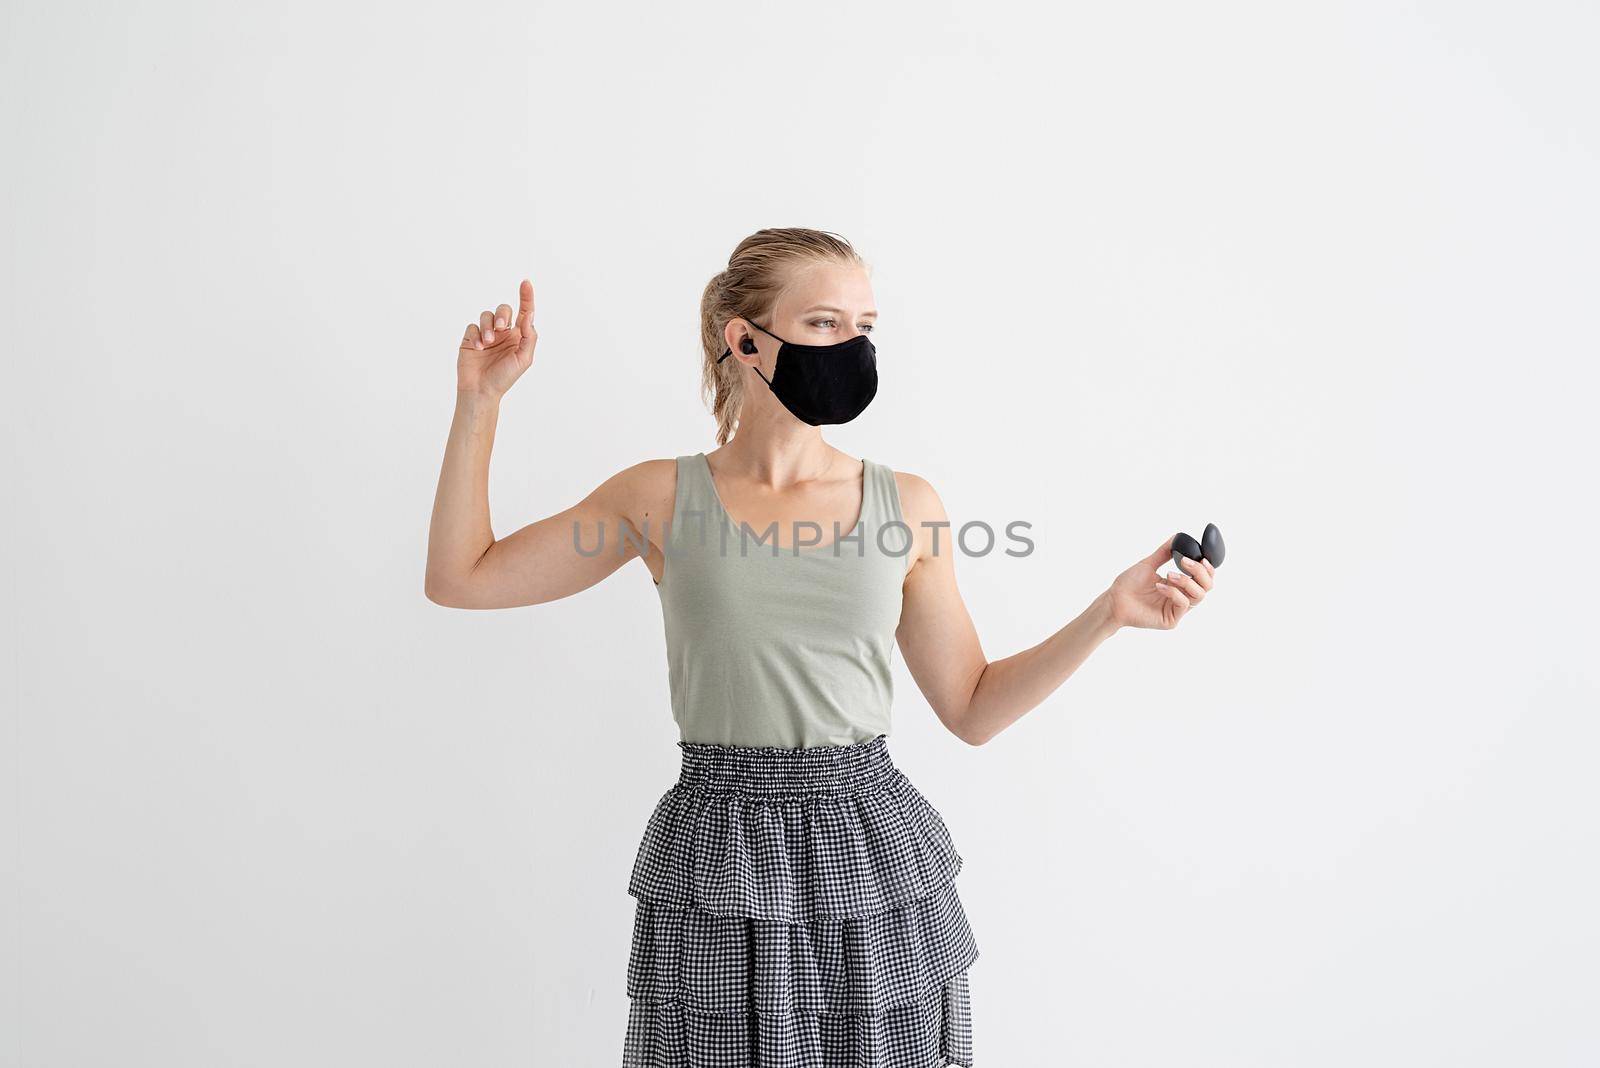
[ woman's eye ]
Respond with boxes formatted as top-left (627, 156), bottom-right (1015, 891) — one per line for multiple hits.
top-left (812, 316), bottom-right (876, 334)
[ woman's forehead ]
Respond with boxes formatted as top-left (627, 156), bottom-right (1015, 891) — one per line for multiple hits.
top-left (778, 268), bottom-right (876, 317)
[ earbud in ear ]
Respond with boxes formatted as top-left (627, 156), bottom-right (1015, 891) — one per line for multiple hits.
top-left (741, 338), bottom-right (757, 355)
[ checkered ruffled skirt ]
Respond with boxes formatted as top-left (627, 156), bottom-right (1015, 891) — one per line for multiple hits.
top-left (623, 732), bottom-right (979, 1067)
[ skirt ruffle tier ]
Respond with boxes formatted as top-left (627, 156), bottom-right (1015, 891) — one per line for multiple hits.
top-left (623, 733), bottom-right (978, 1067)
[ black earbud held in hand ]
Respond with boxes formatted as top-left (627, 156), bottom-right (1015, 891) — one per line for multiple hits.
top-left (1171, 522), bottom-right (1225, 572)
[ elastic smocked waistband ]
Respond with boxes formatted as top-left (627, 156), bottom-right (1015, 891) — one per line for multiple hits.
top-left (675, 732), bottom-right (897, 796)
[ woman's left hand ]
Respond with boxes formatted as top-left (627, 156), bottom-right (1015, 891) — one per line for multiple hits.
top-left (1104, 536), bottom-right (1216, 631)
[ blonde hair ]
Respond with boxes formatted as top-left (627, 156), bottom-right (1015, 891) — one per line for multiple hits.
top-left (698, 227), bottom-right (866, 446)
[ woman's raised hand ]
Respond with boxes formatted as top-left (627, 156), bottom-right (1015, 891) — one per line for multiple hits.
top-left (458, 279), bottom-right (538, 399)
top-left (1104, 535), bottom-right (1217, 631)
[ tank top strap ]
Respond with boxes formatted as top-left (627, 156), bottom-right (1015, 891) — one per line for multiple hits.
top-left (861, 458), bottom-right (903, 537)
top-left (669, 453), bottom-right (719, 547)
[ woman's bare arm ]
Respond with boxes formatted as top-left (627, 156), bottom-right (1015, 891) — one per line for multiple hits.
top-left (893, 472), bottom-right (1216, 746)
top-left (424, 279), bottom-right (670, 609)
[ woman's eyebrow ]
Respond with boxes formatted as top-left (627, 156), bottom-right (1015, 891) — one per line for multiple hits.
top-left (802, 305), bottom-right (878, 317)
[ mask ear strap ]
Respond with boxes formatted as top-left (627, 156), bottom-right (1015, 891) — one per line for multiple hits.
top-left (716, 347), bottom-right (775, 388)
top-left (745, 319), bottom-right (783, 343)
top-left (718, 318), bottom-right (781, 386)
top-left (715, 318), bottom-right (785, 362)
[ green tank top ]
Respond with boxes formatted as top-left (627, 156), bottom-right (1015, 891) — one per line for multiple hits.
top-left (654, 451), bottom-right (907, 748)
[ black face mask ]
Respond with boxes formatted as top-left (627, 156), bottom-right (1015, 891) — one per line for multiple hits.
top-left (717, 318), bottom-right (878, 426)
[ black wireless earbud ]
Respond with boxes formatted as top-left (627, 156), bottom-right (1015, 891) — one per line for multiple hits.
top-left (740, 337), bottom-right (758, 355)
top-left (1171, 522), bottom-right (1225, 572)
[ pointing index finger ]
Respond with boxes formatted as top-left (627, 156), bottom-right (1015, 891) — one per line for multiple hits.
top-left (517, 278), bottom-right (535, 329)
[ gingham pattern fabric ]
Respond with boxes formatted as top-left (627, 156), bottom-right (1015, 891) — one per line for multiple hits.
top-left (624, 733), bottom-right (978, 1067)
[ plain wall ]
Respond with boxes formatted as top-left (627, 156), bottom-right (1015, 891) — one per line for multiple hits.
top-left (3, 1), bottom-right (1597, 1065)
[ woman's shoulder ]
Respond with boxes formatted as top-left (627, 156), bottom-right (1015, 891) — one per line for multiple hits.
top-left (866, 462), bottom-right (943, 530)
top-left (880, 464), bottom-right (937, 503)
top-left (595, 455), bottom-right (692, 532)
top-left (603, 455), bottom-right (682, 494)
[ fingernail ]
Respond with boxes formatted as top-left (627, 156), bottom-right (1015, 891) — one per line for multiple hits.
top-left (496, 317), bottom-right (506, 328)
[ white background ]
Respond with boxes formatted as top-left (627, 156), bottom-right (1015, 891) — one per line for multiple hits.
top-left (4, 2), bottom-right (1597, 1065)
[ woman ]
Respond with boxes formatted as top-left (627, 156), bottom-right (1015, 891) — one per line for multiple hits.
top-left (425, 228), bottom-right (1217, 1066)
